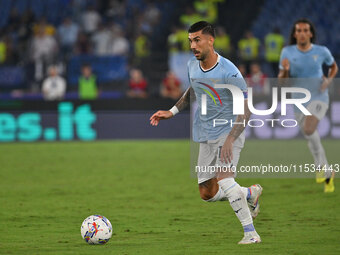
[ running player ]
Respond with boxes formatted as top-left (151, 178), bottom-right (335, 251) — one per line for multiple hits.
top-left (150, 21), bottom-right (262, 244)
top-left (278, 18), bottom-right (338, 192)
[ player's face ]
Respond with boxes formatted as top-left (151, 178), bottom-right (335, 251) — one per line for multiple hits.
top-left (188, 31), bottom-right (213, 61)
top-left (294, 23), bottom-right (313, 46)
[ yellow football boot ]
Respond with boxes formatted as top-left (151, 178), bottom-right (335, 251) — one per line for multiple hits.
top-left (316, 169), bottom-right (326, 183)
top-left (324, 177), bottom-right (335, 193)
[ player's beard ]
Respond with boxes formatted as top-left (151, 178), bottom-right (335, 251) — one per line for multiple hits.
top-left (197, 51), bottom-right (208, 61)
top-left (298, 40), bottom-right (311, 49)
top-left (297, 36), bottom-right (310, 47)
top-left (299, 40), bottom-right (307, 46)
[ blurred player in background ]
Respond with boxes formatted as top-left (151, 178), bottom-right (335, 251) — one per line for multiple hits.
top-left (150, 21), bottom-right (262, 244)
top-left (278, 18), bottom-right (338, 192)
top-left (42, 65), bottom-right (66, 100)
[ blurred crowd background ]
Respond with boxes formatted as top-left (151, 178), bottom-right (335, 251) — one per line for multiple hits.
top-left (0, 0), bottom-right (339, 101)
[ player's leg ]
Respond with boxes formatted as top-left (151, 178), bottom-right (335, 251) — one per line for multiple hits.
top-left (303, 115), bottom-right (319, 135)
top-left (197, 142), bottom-right (229, 202)
top-left (304, 115), bottom-right (329, 173)
top-left (214, 133), bottom-right (262, 219)
top-left (304, 115), bottom-right (330, 174)
top-left (216, 165), bottom-right (260, 243)
top-left (303, 115), bottom-right (326, 182)
top-left (302, 101), bottom-right (333, 191)
top-left (196, 135), bottom-right (261, 243)
top-left (197, 137), bottom-right (252, 203)
top-left (198, 174), bottom-right (262, 218)
top-left (215, 133), bottom-right (261, 244)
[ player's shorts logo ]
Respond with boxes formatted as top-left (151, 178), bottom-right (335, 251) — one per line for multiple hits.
top-left (316, 104), bottom-right (321, 112)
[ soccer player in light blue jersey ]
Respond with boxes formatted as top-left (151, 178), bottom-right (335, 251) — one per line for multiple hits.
top-left (150, 21), bottom-right (263, 244)
top-left (278, 18), bottom-right (338, 192)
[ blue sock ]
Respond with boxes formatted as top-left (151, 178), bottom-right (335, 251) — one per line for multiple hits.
top-left (243, 223), bottom-right (255, 232)
top-left (247, 188), bottom-right (251, 200)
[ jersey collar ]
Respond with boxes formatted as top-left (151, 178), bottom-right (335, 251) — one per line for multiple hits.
top-left (296, 43), bottom-right (313, 53)
top-left (199, 53), bottom-right (220, 73)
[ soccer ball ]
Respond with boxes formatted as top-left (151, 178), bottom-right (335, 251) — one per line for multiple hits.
top-left (81, 215), bottom-right (113, 244)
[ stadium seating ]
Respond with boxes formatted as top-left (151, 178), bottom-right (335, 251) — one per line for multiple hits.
top-left (0, 0), bottom-right (338, 97)
top-left (252, 0), bottom-right (340, 55)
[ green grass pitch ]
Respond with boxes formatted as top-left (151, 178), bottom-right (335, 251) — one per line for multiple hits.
top-left (1, 140), bottom-right (339, 254)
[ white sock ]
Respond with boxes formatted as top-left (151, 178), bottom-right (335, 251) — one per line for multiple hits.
top-left (218, 178), bottom-right (253, 228)
top-left (305, 131), bottom-right (330, 177)
top-left (240, 187), bottom-right (250, 200)
top-left (205, 187), bottom-right (228, 202)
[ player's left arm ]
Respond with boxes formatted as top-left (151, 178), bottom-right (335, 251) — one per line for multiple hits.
top-left (220, 99), bottom-right (251, 164)
top-left (320, 61), bottom-right (338, 92)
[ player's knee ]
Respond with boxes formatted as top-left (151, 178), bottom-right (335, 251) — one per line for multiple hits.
top-left (199, 179), bottom-right (219, 201)
top-left (199, 189), bottom-right (216, 201)
top-left (303, 126), bottom-right (315, 136)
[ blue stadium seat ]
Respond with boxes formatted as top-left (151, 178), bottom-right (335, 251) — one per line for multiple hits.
top-left (0, 0), bottom-right (11, 28)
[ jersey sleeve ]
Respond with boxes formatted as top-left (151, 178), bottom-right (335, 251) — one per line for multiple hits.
top-left (279, 47), bottom-right (288, 70)
top-left (322, 46), bottom-right (334, 66)
top-left (224, 64), bottom-right (248, 99)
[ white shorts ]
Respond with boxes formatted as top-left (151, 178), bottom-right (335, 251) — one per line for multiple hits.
top-left (295, 100), bottom-right (328, 124)
top-left (196, 132), bottom-right (245, 184)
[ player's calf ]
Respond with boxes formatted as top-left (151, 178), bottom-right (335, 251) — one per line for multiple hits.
top-left (199, 179), bottom-right (227, 201)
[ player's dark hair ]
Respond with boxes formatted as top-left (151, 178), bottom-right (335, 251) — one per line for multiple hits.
top-left (188, 21), bottom-right (216, 38)
top-left (289, 18), bottom-right (316, 45)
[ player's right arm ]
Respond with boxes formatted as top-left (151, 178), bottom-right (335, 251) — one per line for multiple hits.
top-left (278, 58), bottom-right (290, 78)
top-left (150, 87), bottom-right (191, 126)
top-left (278, 47), bottom-right (290, 78)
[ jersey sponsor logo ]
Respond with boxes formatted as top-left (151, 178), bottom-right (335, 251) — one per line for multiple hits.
top-left (313, 55), bottom-right (318, 61)
top-left (209, 78), bottom-right (221, 83)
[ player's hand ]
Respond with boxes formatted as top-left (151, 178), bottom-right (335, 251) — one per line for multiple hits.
top-left (150, 110), bottom-right (173, 126)
top-left (320, 76), bottom-right (330, 92)
top-left (281, 58), bottom-right (290, 71)
top-left (220, 136), bottom-right (234, 164)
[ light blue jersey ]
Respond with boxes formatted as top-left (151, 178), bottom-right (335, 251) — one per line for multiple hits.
top-left (188, 54), bottom-right (247, 142)
top-left (279, 44), bottom-right (334, 104)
